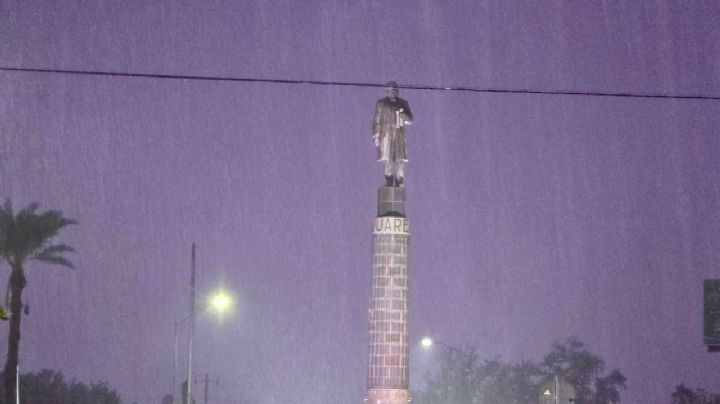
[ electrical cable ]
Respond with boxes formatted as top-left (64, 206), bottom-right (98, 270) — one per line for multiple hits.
top-left (1, 65), bottom-right (719, 101)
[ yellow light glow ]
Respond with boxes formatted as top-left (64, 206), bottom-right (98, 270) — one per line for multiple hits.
top-left (210, 292), bottom-right (231, 312)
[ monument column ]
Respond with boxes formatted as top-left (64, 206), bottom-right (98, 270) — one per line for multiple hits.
top-left (366, 189), bottom-right (411, 404)
top-left (366, 83), bottom-right (413, 404)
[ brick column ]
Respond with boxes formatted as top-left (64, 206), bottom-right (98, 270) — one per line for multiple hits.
top-left (366, 187), bottom-right (411, 404)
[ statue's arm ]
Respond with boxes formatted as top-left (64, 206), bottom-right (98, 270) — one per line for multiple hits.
top-left (372, 101), bottom-right (383, 140)
top-left (402, 100), bottom-right (413, 125)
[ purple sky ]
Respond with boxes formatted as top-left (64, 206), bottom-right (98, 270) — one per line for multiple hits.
top-left (2, 1), bottom-right (720, 403)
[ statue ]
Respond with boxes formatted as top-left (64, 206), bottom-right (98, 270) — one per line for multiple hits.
top-left (373, 81), bottom-right (413, 187)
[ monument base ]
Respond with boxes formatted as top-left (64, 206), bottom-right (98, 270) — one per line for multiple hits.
top-left (365, 388), bottom-right (411, 404)
top-left (377, 186), bottom-right (405, 217)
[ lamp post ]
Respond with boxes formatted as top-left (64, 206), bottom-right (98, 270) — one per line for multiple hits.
top-left (172, 292), bottom-right (233, 400)
top-left (171, 244), bottom-right (233, 403)
top-left (541, 374), bottom-right (572, 404)
top-left (172, 306), bottom-right (229, 403)
top-left (543, 388), bottom-right (553, 404)
top-left (187, 244), bottom-right (196, 404)
top-left (420, 337), bottom-right (471, 359)
top-left (172, 315), bottom-right (190, 399)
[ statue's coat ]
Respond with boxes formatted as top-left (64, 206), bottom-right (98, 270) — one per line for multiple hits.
top-left (373, 96), bottom-right (413, 162)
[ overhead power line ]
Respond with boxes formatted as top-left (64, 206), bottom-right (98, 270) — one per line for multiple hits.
top-left (1, 65), bottom-right (719, 101)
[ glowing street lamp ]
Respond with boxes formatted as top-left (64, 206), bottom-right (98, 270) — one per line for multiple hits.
top-left (210, 291), bottom-right (232, 313)
top-left (420, 336), bottom-right (467, 358)
top-left (172, 245), bottom-right (235, 404)
top-left (172, 290), bottom-right (234, 401)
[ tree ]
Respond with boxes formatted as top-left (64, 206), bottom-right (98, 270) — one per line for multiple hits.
top-left (540, 336), bottom-right (625, 403)
top-left (594, 369), bottom-right (627, 404)
top-left (480, 361), bottom-right (543, 404)
top-left (0, 369), bottom-right (120, 404)
top-left (414, 337), bottom-right (625, 404)
top-left (0, 201), bottom-right (76, 403)
top-left (414, 346), bottom-right (486, 404)
top-left (671, 384), bottom-right (698, 404)
top-left (671, 384), bottom-right (720, 404)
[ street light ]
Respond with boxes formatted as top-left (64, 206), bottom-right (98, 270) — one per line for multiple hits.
top-left (209, 290), bottom-right (232, 314)
top-left (543, 388), bottom-right (553, 404)
top-left (420, 337), bottom-right (470, 359)
top-left (173, 289), bottom-right (235, 401)
top-left (172, 244), bottom-right (235, 404)
top-left (540, 374), bottom-right (578, 404)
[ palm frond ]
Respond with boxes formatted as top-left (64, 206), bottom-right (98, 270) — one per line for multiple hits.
top-left (34, 244), bottom-right (76, 257)
top-left (17, 202), bottom-right (39, 217)
top-left (0, 201), bottom-right (76, 267)
top-left (34, 251), bottom-right (75, 269)
top-left (14, 209), bottom-right (75, 261)
top-left (0, 200), bottom-right (15, 259)
top-left (33, 244), bottom-right (76, 268)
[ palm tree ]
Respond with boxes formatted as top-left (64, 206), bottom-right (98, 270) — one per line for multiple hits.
top-left (0, 200), bottom-right (76, 403)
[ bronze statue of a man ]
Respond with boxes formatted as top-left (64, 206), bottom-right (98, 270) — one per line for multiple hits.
top-left (373, 81), bottom-right (413, 187)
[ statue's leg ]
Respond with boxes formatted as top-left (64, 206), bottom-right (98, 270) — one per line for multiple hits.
top-left (384, 160), bottom-right (393, 186)
top-left (396, 162), bottom-right (405, 186)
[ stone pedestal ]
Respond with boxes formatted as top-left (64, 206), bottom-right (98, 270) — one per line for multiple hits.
top-left (365, 187), bottom-right (411, 404)
top-left (377, 186), bottom-right (406, 217)
top-left (365, 388), bottom-right (411, 404)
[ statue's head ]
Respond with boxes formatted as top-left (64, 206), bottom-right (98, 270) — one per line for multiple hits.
top-left (386, 81), bottom-right (399, 98)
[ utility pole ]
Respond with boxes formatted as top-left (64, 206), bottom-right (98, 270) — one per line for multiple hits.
top-left (187, 244), bottom-right (196, 404)
top-left (196, 373), bottom-right (219, 404)
top-left (172, 317), bottom-right (189, 400)
top-left (172, 321), bottom-right (179, 397)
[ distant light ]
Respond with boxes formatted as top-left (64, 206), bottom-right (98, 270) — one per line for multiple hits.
top-left (543, 389), bottom-right (552, 396)
top-left (421, 337), bottom-right (433, 348)
top-left (210, 292), bottom-right (231, 313)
